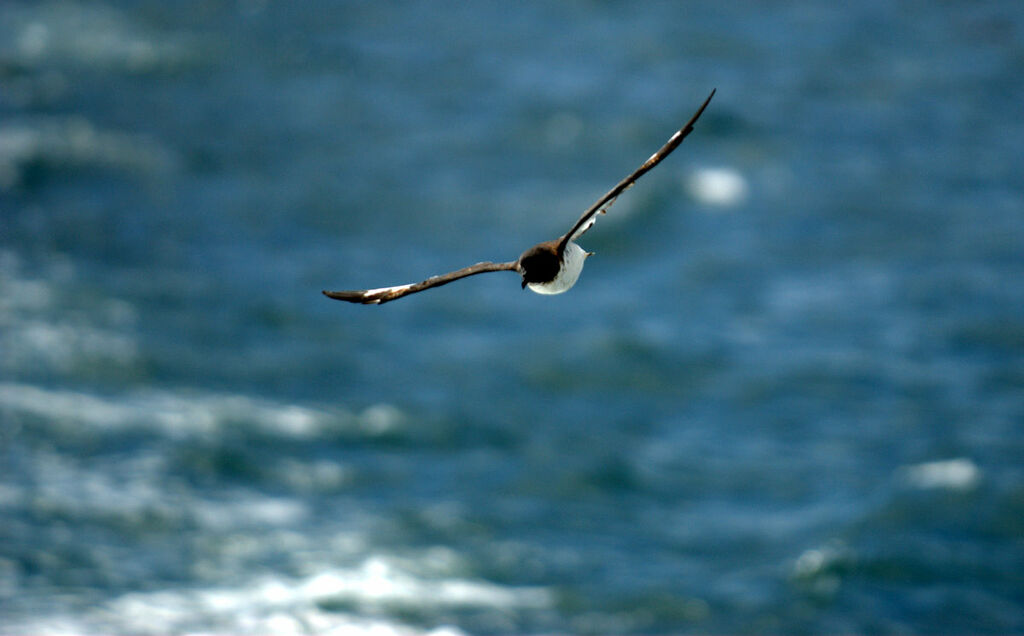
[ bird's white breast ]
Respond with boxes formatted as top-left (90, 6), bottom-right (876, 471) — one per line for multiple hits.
top-left (527, 241), bottom-right (587, 295)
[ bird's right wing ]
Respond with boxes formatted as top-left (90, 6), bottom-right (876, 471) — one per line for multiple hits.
top-left (323, 260), bottom-right (518, 304)
top-left (559, 88), bottom-right (715, 249)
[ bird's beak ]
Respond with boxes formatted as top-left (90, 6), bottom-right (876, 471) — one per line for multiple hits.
top-left (521, 280), bottom-right (527, 289)
top-left (586, 251), bottom-right (595, 258)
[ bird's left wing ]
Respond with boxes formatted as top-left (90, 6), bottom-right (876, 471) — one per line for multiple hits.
top-left (323, 260), bottom-right (518, 304)
top-left (559, 88), bottom-right (715, 249)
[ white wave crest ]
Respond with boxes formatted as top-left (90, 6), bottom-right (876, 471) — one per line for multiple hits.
top-left (10, 555), bottom-right (550, 635)
top-left (901, 458), bottom-right (981, 491)
top-left (685, 166), bottom-right (749, 208)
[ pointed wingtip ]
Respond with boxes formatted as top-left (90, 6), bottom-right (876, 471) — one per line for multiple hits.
top-left (694, 88), bottom-right (716, 118)
top-left (323, 289), bottom-right (374, 303)
top-left (674, 88), bottom-right (716, 138)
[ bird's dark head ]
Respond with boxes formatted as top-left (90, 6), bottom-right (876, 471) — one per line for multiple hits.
top-left (517, 240), bottom-right (562, 288)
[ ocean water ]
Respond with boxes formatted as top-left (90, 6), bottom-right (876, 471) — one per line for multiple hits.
top-left (2, 1), bottom-right (1023, 633)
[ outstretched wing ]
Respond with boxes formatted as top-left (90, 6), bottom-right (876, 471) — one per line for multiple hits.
top-left (323, 260), bottom-right (518, 304)
top-left (558, 88), bottom-right (716, 249)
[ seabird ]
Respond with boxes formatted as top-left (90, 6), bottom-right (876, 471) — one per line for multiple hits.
top-left (324, 89), bottom-right (715, 305)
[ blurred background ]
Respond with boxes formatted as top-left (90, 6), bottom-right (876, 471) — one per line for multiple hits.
top-left (2, 1), bottom-right (1023, 633)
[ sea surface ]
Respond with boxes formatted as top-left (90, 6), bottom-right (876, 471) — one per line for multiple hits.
top-left (2, 1), bottom-right (1023, 634)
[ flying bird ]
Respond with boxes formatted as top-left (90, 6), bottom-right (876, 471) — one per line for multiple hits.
top-left (324, 89), bottom-right (715, 305)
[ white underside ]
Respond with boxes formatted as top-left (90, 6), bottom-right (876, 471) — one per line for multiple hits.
top-left (527, 241), bottom-right (587, 295)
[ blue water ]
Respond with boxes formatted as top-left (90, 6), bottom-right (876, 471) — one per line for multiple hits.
top-left (2, 1), bottom-right (1023, 633)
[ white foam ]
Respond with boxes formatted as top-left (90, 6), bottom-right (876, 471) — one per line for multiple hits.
top-left (0, 252), bottom-right (139, 373)
top-left (66, 587), bottom-right (372, 636)
top-left (791, 541), bottom-right (847, 599)
top-left (0, 382), bottom-right (343, 440)
top-left (9, 447), bottom-right (177, 527)
top-left (13, 554), bottom-right (549, 635)
top-left (302, 556), bottom-right (551, 610)
top-left (792, 542), bottom-right (847, 578)
top-left (1, 2), bottom-right (194, 73)
top-left (685, 166), bottom-right (749, 208)
top-left (902, 457), bottom-right (981, 491)
top-left (0, 383), bottom-right (133, 429)
top-left (193, 495), bottom-right (309, 530)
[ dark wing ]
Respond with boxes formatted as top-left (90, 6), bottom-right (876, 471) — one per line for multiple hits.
top-left (323, 260), bottom-right (518, 304)
top-left (558, 88), bottom-right (716, 250)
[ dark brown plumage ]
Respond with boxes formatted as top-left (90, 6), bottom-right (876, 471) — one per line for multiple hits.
top-left (516, 240), bottom-right (562, 289)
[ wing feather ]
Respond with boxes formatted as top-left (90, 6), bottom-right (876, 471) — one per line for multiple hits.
top-left (559, 88), bottom-right (715, 248)
top-left (323, 260), bottom-right (518, 304)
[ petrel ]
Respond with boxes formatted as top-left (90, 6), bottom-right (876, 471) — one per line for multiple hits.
top-left (323, 89), bottom-right (715, 305)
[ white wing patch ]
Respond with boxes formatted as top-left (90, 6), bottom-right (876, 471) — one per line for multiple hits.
top-left (365, 284), bottom-right (413, 295)
top-left (569, 212), bottom-right (600, 241)
top-left (569, 187), bottom-right (631, 241)
top-left (361, 283), bottom-right (414, 303)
